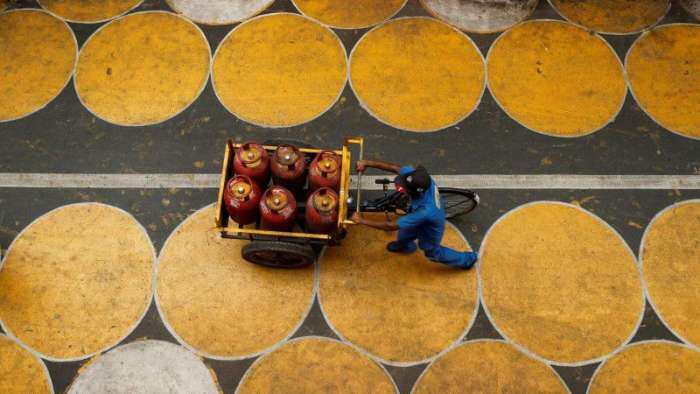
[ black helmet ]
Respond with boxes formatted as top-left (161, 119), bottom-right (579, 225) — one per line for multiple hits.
top-left (395, 165), bottom-right (430, 195)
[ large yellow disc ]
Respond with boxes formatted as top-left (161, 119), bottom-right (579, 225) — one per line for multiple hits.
top-left (0, 10), bottom-right (77, 122)
top-left (626, 24), bottom-right (700, 139)
top-left (641, 200), bottom-right (700, 347)
top-left (38, 0), bottom-right (143, 23)
top-left (350, 17), bottom-right (485, 132)
top-left (487, 20), bottom-right (626, 137)
top-left (589, 342), bottom-right (700, 393)
top-left (156, 205), bottom-right (315, 358)
top-left (549, 0), bottom-right (669, 34)
top-left (0, 335), bottom-right (52, 394)
top-left (292, 0), bottom-right (406, 29)
top-left (212, 13), bottom-right (347, 127)
top-left (319, 213), bottom-right (477, 364)
top-left (414, 341), bottom-right (567, 393)
top-left (0, 204), bottom-right (155, 361)
top-left (75, 11), bottom-right (211, 126)
top-left (479, 202), bottom-right (644, 364)
top-left (237, 338), bottom-right (395, 393)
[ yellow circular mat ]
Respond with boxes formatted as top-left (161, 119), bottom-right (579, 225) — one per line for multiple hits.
top-left (0, 335), bottom-right (52, 394)
top-left (414, 340), bottom-right (567, 393)
top-left (319, 213), bottom-right (477, 364)
top-left (237, 337), bottom-right (395, 393)
top-left (38, 0), bottom-right (143, 23)
top-left (350, 17), bottom-right (485, 132)
top-left (156, 205), bottom-right (315, 358)
top-left (589, 341), bottom-right (700, 393)
top-left (626, 24), bottom-right (700, 139)
top-left (642, 200), bottom-right (700, 347)
top-left (292, 0), bottom-right (406, 29)
top-left (0, 203), bottom-right (155, 361)
top-left (0, 10), bottom-right (77, 122)
top-left (212, 13), bottom-right (347, 127)
top-left (549, 0), bottom-right (669, 35)
top-left (75, 11), bottom-right (211, 126)
top-left (479, 202), bottom-right (644, 364)
top-left (487, 20), bottom-right (626, 137)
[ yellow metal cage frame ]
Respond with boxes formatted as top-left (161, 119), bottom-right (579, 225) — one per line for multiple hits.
top-left (215, 137), bottom-right (364, 241)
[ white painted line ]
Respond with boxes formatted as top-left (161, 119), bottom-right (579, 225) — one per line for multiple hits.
top-left (0, 173), bottom-right (699, 190)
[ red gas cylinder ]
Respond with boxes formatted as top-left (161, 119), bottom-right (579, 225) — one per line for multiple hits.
top-left (308, 151), bottom-right (341, 192)
top-left (271, 144), bottom-right (306, 191)
top-left (305, 187), bottom-right (339, 234)
top-left (233, 142), bottom-right (270, 188)
top-left (223, 175), bottom-right (261, 225)
top-left (260, 186), bottom-right (297, 232)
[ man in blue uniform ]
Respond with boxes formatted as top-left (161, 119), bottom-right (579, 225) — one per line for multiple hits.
top-left (351, 160), bottom-right (478, 269)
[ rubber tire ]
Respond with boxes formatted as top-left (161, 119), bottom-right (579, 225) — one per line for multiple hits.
top-left (438, 188), bottom-right (479, 219)
top-left (242, 241), bottom-right (316, 268)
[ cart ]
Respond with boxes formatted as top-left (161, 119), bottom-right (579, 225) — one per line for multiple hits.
top-left (215, 137), bottom-right (365, 268)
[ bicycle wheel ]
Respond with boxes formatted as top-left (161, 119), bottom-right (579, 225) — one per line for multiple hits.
top-left (439, 188), bottom-right (479, 219)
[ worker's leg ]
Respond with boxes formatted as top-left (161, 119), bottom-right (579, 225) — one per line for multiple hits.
top-left (421, 242), bottom-right (478, 269)
top-left (387, 227), bottom-right (418, 253)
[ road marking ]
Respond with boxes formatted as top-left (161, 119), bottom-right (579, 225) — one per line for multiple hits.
top-left (0, 173), bottom-right (698, 190)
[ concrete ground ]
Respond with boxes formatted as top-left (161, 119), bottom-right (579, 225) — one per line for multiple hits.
top-left (0, 0), bottom-right (698, 393)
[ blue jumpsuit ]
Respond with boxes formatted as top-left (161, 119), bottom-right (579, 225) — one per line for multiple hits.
top-left (394, 166), bottom-right (478, 269)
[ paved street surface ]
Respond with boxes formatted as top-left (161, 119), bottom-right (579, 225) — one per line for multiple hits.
top-left (0, 0), bottom-right (698, 393)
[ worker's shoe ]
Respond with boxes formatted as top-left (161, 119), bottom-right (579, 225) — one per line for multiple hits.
top-left (386, 241), bottom-right (417, 254)
top-left (459, 251), bottom-right (478, 270)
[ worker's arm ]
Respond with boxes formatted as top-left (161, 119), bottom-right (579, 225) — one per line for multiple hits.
top-left (351, 212), bottom-right (400, 231)
top-left (356, 159), bottom-right (402, 174)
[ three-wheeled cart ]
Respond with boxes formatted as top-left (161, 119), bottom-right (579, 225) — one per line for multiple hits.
top-left (215, 137), bottom-right (364, 268)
